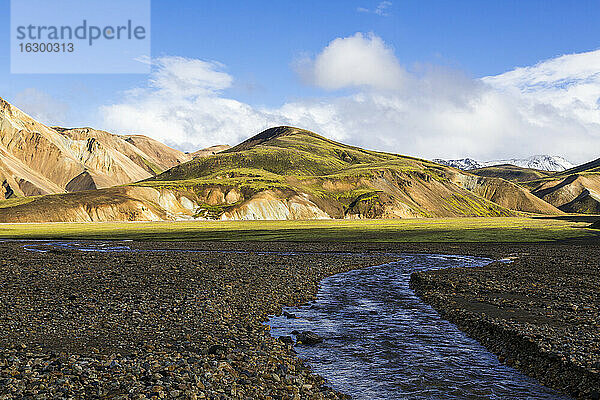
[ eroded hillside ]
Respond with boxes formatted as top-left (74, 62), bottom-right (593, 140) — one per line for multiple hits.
top-left (0, 126), bottom-right (564, 222)
top-left (0, 96), bottom-right (190, 198)
top-left (526, 159), bottom-right (600, 213)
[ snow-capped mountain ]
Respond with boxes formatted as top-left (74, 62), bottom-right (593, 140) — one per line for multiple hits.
top-left (434, 155), bottom-right (575, 172)
top-left (432, 158), bottom-right (483, 171)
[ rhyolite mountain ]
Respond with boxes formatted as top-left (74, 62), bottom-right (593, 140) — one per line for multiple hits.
top-left (0, 96), bottom-right (191, 199)
top-left (523, 158), bottom-right (600, 214)
top-left (435, 155), bottom-right (575, 172)
top-left (0, 125), bottom-right (564, 222)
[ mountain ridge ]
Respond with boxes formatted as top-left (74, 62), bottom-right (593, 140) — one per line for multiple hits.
top-left (0, 125), bottom-right (564, 222)
top-left (469, 165), bottom-right (553, 183)
top-left (0, 96), bottom-right (191, 199)
top-left (435, 155), bottom-right (575, 172)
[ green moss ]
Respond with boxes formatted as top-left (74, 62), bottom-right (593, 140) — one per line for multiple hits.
top-left (0, 217), bottom-right (593, 242)
top-left (136, 167), bottom-right (293, 196)
top-left (0, 196), bottom-right (38, 209)
top-left (345, 191), bottom-right (384, 218)
top-left (441, 194), bottom-right (510, 217)
top-left (140, 157), bottom-right (164, 175)
top-left (192, 200), bottom-right (246, 220)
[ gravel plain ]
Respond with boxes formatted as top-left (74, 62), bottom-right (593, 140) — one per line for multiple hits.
top-left (0, 239), bottom-right (598, 399)
top-left (0, 241), bottom-right (399, 399)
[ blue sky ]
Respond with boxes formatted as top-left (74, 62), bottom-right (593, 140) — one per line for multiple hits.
top-left (1, 0), bottom-right (599, 162)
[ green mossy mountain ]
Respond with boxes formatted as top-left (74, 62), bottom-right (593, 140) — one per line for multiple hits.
top-left (0, 126), bottom-right (563, 222)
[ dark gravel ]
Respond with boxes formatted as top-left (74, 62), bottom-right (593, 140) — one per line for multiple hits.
top-left (0, 240), bottom-right (598, 399)
top-left (0, 241), bottom-right (400, 399)
top-left (411, 241), bottom-right (600, 400)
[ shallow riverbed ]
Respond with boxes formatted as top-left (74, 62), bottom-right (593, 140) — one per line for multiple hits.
top-left (268, 254), bottom-right (571, 400)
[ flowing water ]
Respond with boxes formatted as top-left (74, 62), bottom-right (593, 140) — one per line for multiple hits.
top-left (268, 254), bottom-right (570, 400)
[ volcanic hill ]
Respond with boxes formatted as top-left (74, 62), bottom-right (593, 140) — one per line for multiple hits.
top-left (0, 125), bottom-right (563, 222)
top-left (525, 159), bottom-right (600, 214)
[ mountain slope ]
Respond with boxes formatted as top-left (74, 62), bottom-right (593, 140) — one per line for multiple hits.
top-left (470, 165), bottom-right (553, 183)
top-left (0, 97), bottom-right (84, 195)
top-left (121, 134), bottom-right (192, 170)
top-left (191, 145), bottom-right (231, 159)
top-left (436, 156), bottom-right (574, 172)
top-left (525, 159), bottom-right (600, 213)
top-left (451, 174), bottom-right (560, 215)
top-left (0, 96), bottom-right (190, 198)
top-left (0, 126), bottom-right (563, 222)
top-left (53, 127), bottom-right (191, 190)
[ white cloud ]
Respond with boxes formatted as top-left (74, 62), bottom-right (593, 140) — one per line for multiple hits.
top-left (100, 37), bottom-right (600, 164)
top-left (483, 49), bottom-right (600, 126)
top-left (358, 1), bottom-right (393, 16)
top-left (101, 56), bottom-right (281, 151)
top-left (297, 32), bottom-right (406, 91)
top-left (150, 57), bottom-right (233, 96)
top-left (12, 88), bottom-right (69, 126)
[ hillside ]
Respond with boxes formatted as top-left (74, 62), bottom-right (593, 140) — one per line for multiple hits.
top-left (191, 145), bottom-right (231, 159)
top-left (470, 164), bottom-right (553, 183)
top-left (0, 126), bottom-right (563, 222)
top-left (0, 96), bottom-right (190, 199)
top-left (525, 158), bottom-right (600, 213)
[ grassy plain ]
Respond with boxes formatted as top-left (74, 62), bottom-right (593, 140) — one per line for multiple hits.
top-left (0, 217), bottom-right (595, 242)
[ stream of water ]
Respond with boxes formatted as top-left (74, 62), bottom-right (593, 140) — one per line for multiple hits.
top-left (268, 254), bottom-right (570, 400)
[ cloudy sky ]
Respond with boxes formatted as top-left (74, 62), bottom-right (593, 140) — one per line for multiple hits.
top-left (1, 0), bottom-right (599, 163)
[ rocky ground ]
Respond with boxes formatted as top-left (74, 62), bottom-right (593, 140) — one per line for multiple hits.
top-left (0, 241), bottom-right (401, 399)
top-left (411, 241), bottom-right (600, 400)
top-left (0, 239), bottom-right (598, 399)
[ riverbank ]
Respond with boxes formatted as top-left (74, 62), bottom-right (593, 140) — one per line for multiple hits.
top-left (411, 241), bottom-right (600, 399)
top-left (0, 240), bottom-right (597, 398)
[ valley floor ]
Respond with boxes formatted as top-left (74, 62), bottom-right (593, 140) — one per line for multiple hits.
top-left (0, 239), bottom-right (598, 399)
top-left (0, 216), bottom-right (597, 242)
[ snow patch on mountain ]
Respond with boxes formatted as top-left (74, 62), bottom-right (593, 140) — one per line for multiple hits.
top-left (434, 155), bottom-right (575, 172)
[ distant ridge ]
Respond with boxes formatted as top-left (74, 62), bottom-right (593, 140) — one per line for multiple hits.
top-left (469, 164), bottom-right (553, 183)
top-left (435, 155), bottom-right (575, 172)
top-left (553, 157), bottom-right (600, 176)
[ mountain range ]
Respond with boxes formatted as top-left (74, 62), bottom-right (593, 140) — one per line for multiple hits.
top-left (0, 97), bottom-right (233, 200)
top-left (434, 156), bottom-right (575, 172)
top-left (0, 96), bottom-right (598, 222)
top-left (0, 96), bottom-right (191, 199)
